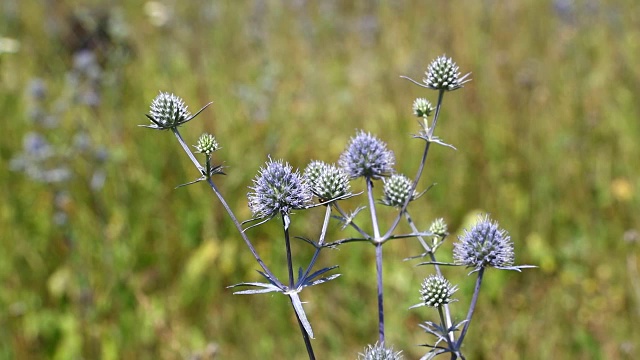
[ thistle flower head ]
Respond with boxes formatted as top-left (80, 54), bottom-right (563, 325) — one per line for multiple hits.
top-left (453, 215), bottom-right (515, 269)
top-left (412, 98), bottom-right (434, 118)
top-left (303, 160), bottom-right (325, 186)
top-left (304, 161), bottom-right (351, 201)
top-left (357, 342), bottom-right (403, 360)
top-left (423, 55), bottom-right (471, 91)
top-left (418, 274), bottom-right (457, 308)
top-left (142, 91), bottom-right (211, 130)
top-left (247, 158), bottom-right (312, 219)
top-left (429, 218), bottom-right (448, 238)
top-left (147, 92), bottom-right (190, 128)
top-left (194, 133), bottom-right (219, 155)
top-left (381, 174), bottom-right (418, 207)
top-left (339, 131), bottom-right (395, 180)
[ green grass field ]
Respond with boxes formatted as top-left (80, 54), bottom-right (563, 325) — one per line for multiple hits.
top-left (1, 0), bottom-right (639, 358)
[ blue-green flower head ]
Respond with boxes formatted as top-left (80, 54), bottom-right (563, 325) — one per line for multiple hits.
top-left (142, 91), bottom-right (212, 130)
top-left (194, 133), bottom-right (219, 155)
top-left (412, 98), bottom-right (434, 118)
top-left (453, 215), bottom-right (515, 269)
top-left (339, 131), bottom-right (395, 180)
top-left (429, 218), bottom-right (448, 238)
top-left (358, 342), bottom-right (403, 360)
top-left (303, 160), bottom-right (325, 187)
top-left (418, 274), bottom-right (457, 308)
top-left (304, 161), bottom-right (351, 201)
top-left (247, 158), bottom-right (312, 219)
top-left (423, 55), bottom-right (471, 91)
top-left (381, 174), bottom-right (418, 207)
top-left (148, 92), bottom-right (189, 128)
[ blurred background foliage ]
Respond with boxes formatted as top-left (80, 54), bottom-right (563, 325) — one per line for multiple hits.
top-left (1, 0), bottom-right (639, 359)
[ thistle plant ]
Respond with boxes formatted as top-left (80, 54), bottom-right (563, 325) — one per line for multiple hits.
top-left (358, 342), bottom-right (403, 360)
top-left (140, 54), bottom-right (535, 359)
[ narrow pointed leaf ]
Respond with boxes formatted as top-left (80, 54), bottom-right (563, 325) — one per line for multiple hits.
top-left (227, 282), bottom-right (282, 295)
top-left (256, 270), bottom-right (281, 287)
top-left (305, 274), bottom-right (341, 287)
top-left (305, 265), bottom-right (338, 282)
top-left (232, 288), bottom-right (282, 295)
top-left (288, 292), bottom-right (314, 339)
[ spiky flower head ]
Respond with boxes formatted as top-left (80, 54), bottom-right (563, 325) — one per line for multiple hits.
top-left (381, 174), bottom-right (418, 207)
top-left (339, 131), bottom-right (395, 180)
top-left (453, 215), bottom-right (515, 269)
top-left (412, 98), bottom-right (434, 118)
top-left (357, 342), bottom-right (403, 360)
top-left (417, 274), bottom-right (457, 308)
top-left (303, 161), bottom-right (324, 186)
top-left (194, 133), bottom-right (219, 155)
top-left (429, 218), bottom-right (448, 238)
top-left (247, 158), bottom-right (312, 219)
top-left (423, 55), bottom-right (471, 91)
top-left (304, 161), bottom-right (351, 201)
top-left (147, 92), bottom-right (189, 128)
top-left (142, 91), bottom-right (211, 130)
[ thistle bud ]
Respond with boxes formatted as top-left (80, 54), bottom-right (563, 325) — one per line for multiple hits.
top-left (429, 218), bottom-right (448, 238)
top-left (381, 174), bottom-right (417, 207)
top-left (142, 91), bottom-right (211, 130)
top-left (423, 55), bottom-right (471, 91)
top-left (304, 161), bottom-right (350, 201)
top-left (195, 133), bottom-right (219, 155)
top-left (418, 274), bottom-right (457, 308)
top-left (412, 98), bottom-right (434, 118)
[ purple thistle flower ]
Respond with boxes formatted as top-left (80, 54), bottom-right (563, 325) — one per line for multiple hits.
top-left (453, 215), bottom-right (515, 269)
top-left (339, 131), bottom-right (395, 180)
top-left (247, 158), bottom-right (312, 219)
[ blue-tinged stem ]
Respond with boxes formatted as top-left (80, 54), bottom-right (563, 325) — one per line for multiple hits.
top-left (382, 142), bottom-right (429, 240)
top-left (333, 203), bottom-right (370, 239)
top-left (282, 215), bottom-right (295, 288)
top-left (171, 128), bottom-right (203, 173)
top-left (170, 128), bottom-right (280, 287)
top-left (366, 177), bottom-right (385, 344)
top-left (428, 89), bottom-right (446, 138)
top-left (438, 306), bottom-right (456, 354)
top-left (301, 205), bottom-right (333, 281)
top-left (375, 242), bottom-right (384, 344)
top-left (383, 89), bottom-right (445, 240)
top-left (403, 211), bottom-right (432, 253)
top-left (206, 178), bottom-right (281, 287)
top-left (404, 211), bottom-right (454, 343)
top-left (456, 267), bottom-right (485, 349)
